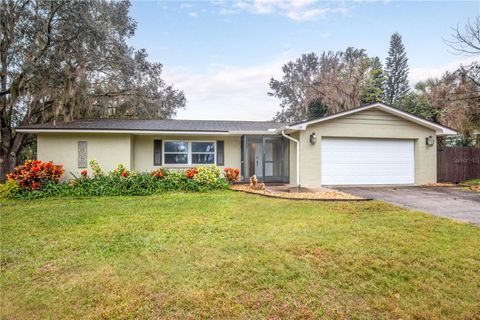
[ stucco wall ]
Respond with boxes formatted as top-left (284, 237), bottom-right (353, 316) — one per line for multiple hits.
top-left (288, 132), bottom-right (299, 186)
top-left (297, 108), bottom-right (437, 186)
top-left (37, 133), bottom-right (133, 181)
top-left (132, 135), bottom-right (241, 172)
top-left (37, 133), bottom-right (242, 180)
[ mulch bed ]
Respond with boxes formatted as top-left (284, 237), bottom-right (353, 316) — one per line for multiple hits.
top-left (229, 184), bottom-right (371, 201)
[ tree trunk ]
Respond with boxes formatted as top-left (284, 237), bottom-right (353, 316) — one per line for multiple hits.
top-left (0, 132), bottom-right (24, 182)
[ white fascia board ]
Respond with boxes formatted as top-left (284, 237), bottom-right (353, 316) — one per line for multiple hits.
top-left (287, 103), bottom-right (457, 135)
top-left (228, 130), bottom-right (283, 135)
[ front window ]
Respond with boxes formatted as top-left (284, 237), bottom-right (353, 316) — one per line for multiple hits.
top-left (164, 141), bottom-right (189, 164)
top-left (163, 141), bottom-right (215, 165)
top-left (192, 142), bottom-right (215, 164)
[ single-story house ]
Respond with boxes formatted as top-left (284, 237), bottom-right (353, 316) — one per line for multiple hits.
top-left (17, 103), bottom-right (457, 187)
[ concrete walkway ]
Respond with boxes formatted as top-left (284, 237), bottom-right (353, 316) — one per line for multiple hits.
top-left (334, 186), bottom-right (480, 225)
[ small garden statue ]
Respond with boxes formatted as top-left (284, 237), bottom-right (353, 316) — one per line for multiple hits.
top-left (249, 175), bottom-right (265, 191)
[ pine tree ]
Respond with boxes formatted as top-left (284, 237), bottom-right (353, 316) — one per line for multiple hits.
top-left (362, 57), bottom-right (385, 104)
top-left (384, 33), bottom-right (410, 106)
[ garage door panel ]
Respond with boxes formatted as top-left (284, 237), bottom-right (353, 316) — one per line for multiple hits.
top-left (321, 138), bottom-right (414, 185)
top-left (324, 164), bottom-right (413, 173)
top-left (322, 155), bottom-right (413, 166)
top-left (321, 175), bottom-right (414, 185)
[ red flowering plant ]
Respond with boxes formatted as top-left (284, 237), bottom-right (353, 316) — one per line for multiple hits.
top-left (223, 168), bottom-right (240, 182)
top-left (6, 160), bottom-right (64, 189)
top-left (185, 168), bottom-right (198, 179)
top-left (151, 168), bottom-right (166, 178)
top-left (111, 164), bottom-right (130, 178)
top-left (80, 170), bottom-right (88, 178)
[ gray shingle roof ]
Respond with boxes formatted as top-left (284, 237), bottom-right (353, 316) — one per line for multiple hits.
top-left (18, 119), bottom-right (287, 132)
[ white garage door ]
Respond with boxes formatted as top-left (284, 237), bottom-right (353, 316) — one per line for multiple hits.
top-left (321, 138), bottom-right (414, 185)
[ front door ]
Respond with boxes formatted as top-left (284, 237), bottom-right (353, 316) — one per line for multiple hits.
top-left (243, 136), bottom-right (289, 183)
top-left (248, 138), bottom-right (263, 179)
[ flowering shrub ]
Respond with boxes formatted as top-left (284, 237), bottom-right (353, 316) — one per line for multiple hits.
top-left (223, 168), bottom-right (240, 182)
top-left (151, 168), bottom-right (165, 178)
top-left (6, 160), bottom-right (64, 189)
top-left (193, 165), bottom-right (222, 185)
top-left (111, 163), bottom-right (130, 177)
top-left (185, 168), bottom-right (198, 179)
top-left (0, 180), bottom-right (20, 200)
top-left (6, 161), bottom-right (229, 199)
top-left (89, 160), bottom-right (104, 178)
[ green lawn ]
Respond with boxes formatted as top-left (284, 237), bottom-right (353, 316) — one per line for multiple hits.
top-left (1, 192), bottom-right (479, 319)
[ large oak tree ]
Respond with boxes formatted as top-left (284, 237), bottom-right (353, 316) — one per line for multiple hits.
top-left (269, 48), bottom-right (382, 123)
top-left (0, 0), bottom-right (186, 179)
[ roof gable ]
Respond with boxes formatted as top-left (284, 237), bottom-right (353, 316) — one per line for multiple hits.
top-left (287, 103), bottom-right (457, 135)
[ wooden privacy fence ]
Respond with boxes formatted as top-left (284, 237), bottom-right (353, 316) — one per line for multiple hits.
top-left (437, 147), bottom-right (480, 183)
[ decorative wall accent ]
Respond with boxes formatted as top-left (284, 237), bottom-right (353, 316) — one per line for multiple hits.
top-left (78, 141), bottom-right (88, 168)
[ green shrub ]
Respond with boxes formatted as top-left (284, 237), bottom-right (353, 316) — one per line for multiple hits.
top-left (0, 180), bottom-right (20, 200)
top-left (11, 166), bottom-right (230, 200)
top-left (89, 160), bottom-right (104, 178)
top-left (110, 163), bottom-right (132, 177)
top-left (193, 165), bottom-right (222, 185)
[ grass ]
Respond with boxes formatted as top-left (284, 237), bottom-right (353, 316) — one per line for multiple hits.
top-left (464, 179), bottom-right (480, 185)
top-left (1, 191), bottom-right (479, 319)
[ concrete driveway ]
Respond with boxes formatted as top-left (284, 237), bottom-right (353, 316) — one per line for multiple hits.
top-left (334, 186), bottom-right (480, 225)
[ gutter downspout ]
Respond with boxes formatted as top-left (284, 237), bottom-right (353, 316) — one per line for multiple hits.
top-left (281, 130), bottom-right (300, 188)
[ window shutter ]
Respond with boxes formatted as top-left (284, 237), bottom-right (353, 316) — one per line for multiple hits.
top-left (154, 140), bottom-right (162, 165)
top-left (216, 140), bottom-right (224, 166)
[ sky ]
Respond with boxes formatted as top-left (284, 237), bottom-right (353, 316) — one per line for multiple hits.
top-left (128, 0), bottom-right (480, 121)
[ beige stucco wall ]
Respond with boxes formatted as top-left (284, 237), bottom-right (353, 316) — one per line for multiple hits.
top-left (296, 108), bottom-right (437, 187)
top-left (288, 132), bottom-right (299, 186)
top-left (132, 135), bottom-right (241, 172)
top-left (37, 133), bottom-right (133, 181)
top-left (37, 133), bottom-right (241, 181)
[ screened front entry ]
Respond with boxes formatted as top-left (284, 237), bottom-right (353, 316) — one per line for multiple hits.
top-left (241, 136), bottom-right (289, 183)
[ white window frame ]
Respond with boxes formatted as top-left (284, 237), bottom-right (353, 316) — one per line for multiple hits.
top-left (162, 140), bottom-right (216, 166)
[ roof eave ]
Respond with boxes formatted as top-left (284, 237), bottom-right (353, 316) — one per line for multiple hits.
top-left (15, 129), bottom-right (231, 135)
top-left (16, 128), bottom-right (287, 135)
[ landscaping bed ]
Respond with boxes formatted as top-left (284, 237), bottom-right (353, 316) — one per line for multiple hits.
top-left (1, 160), bottom-right (237, 200)
top-left (230, 184), bottom-right (366, 201)
top-left (422, 180), bottom-right (480, 192)
top-left (464, 179), bottom-right (480, 192)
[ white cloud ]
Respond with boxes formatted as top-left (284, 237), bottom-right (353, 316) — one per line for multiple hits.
top-left (163, 53), bottom-right (294, 120)
top-left (180, 3), bottom-right (193, 8)
top-left (217, 0), bottom-right (348, 22)
top-left (188, 12), bottom-right (198, 17)
top-left (409, 56), bottom-right (477, 85)
top-left (165, 54), bottom-right (476, 120)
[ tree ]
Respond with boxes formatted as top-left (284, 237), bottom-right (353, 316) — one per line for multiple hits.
top-left (268, 53), bottom-right (320, 122)
top-left (398, 92), bottom-right (438, 122)
top-left (384, 33), bottom-right (409, 106)
top-left (445, 16), bottom-right (480, 55)
top-left (361, 57), bottom-right (385, 104)
top-left (0, 0), bottom-right (186, 180)
top-left (269, 48), bottom-right (377, 122)
top-left (413, 68), bottom-right (479, 138)
top-left (307, 99), bottom-right (328, 120)
top-left (314, 48), bottom-right (373, 113)
top-left (445, 17), bottom-right (480, 88)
